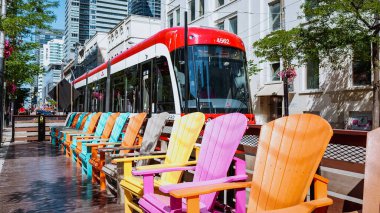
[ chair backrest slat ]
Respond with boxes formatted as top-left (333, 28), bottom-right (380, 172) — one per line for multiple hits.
top-left (100, 113), bottom-right (120, 139)
top-left (75, 113), bottom-right (87, 129)
top-left (65, 112), bottom-right (76, 127)
top-left (108, 113), bottom-right (130, 142)
top-left (119, 112), bottom-right (147, 154)
top-left (94, 112), bottom-right (112, 137)
top-left (136, 112), bottom-right (169, 166)
top-left (70, 113), bottom-right (81, 128)
top-left (87, 112), bottom-right (102, 133)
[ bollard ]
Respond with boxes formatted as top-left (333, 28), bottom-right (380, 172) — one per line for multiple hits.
top-left (38, 115), bottom-right (45, 141)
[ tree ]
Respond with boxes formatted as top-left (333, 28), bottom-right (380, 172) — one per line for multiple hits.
top-left (0, 0), bottom-right (58, 111)
top-left (253, 28), bottom-right (301, 115)
top-left (253, 0), bottom-right (380, 129)
top-left (0, 0), bottom-right (58, 85)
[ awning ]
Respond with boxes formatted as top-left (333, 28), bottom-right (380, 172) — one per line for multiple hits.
top-left (256, 82), bottom-right (284, 97)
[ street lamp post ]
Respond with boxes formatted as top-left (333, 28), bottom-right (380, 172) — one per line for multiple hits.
top-left (0, 0), bottom-right (7, 146)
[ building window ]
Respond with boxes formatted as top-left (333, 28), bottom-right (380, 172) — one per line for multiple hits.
top-left (353, 42), bottom-right (371, 86)
top-left (199, 0), bottom-right (204, 17)
top-left (190, 0), bottom-right (195, 21)
top-left (229, 16), bottom-right (237, 34)
top-left (176, 8), bottom-right (180, 26)
top-left (168, 13), bottom-right (174, 27)
top-left (271, 62), bottom-right (281, 81)
top-left (306, 59), bottom-right (319, 89)
top-left (216, 22), bottom-right (224, 30)
top-left (115, 31), bottom-right (118, 38)
top-left (217, 0), bottom-right (224, 7)
top-left (120, 26), bottom-right (123, 35)
top-left (269, 1), bottom-right (281, 31)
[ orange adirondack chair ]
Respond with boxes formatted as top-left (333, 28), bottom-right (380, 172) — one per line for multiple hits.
top-left (63, 112), bottom-right (102, 158)
top-left (169, 114), bottom-right (334, 213)
top-left (88, 112), bottom-right (147, 190)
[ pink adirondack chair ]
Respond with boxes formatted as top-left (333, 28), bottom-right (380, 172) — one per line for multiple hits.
top-left (132, 113), bottom-right (248, 212)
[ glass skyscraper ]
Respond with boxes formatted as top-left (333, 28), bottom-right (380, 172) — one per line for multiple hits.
top-left (64, 0), bottom-right (129, 61)
top-left (128, 0), bottom-right (161, 18)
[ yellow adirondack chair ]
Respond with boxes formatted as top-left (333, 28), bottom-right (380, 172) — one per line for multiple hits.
top-left (169, 114), bottom-right (333, 213)
top-left (112, 112), bottom-right (205, 213)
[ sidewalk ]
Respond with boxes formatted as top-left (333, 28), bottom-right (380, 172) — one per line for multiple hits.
top-left (0, 131), bottom-right (123, 213)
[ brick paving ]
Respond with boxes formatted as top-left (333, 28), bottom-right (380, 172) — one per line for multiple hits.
top-left (0, 140), bottom-right (123, 213)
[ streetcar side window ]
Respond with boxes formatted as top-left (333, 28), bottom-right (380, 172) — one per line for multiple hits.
top-left (125, 65), bottom-right (140, 113)
top-left (154, 56), bottom-right (175, 113)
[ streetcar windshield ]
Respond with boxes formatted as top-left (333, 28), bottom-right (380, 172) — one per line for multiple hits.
top-left (172, 45), bottom-right (251, 113)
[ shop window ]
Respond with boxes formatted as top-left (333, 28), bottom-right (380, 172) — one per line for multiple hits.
top-left (217, 0), bottom-right (224, 7)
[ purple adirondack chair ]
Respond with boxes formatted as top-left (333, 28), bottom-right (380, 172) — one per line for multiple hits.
top-left (132, 113), bottom-right (248, 212)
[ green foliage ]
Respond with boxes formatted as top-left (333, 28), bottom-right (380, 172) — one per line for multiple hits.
top-left (300, 0), bottom-right (380, 63)
top-left (0, 0), bottom-right (58, 39)
top-left (5, 43), bottom-right (42, 85)
top-left (247, 60), bottom-right (261, 76)
top-left (253, 28), bottom-right (301, 70)
top-left (0, 0), bottom-right (59, 85)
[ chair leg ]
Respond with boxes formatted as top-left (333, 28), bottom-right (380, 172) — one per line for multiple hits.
top-left (124, 190), bottom-right (140, 213)
top-left (100, 170), bottom-right (106, 191)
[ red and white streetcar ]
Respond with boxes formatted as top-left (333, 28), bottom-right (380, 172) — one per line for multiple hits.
top-left (72, 27), bottom-right (254, 122)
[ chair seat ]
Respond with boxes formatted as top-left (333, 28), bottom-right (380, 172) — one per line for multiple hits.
top-left (139, 193), bottom-right (208, 212)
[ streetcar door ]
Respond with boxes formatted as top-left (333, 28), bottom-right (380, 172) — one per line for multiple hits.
top-left (140, 61), bottom-right (152, 114)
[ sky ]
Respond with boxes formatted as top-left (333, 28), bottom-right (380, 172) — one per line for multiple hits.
top-left (50, 1), bottom-right (65, 30)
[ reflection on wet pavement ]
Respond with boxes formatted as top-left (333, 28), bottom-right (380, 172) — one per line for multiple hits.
top-left (0, 142), bottom-right (123, 213)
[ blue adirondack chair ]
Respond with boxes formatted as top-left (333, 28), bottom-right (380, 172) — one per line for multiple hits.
top-left (70, 112), bottom-right (112, 163)
top-left (79, 113), bottom-right (130, 177)
top-left (59, 112), bottom-right (96, 152)
top-left (55, 113), bottom-right (88, 144)
top-left (50, 112), bottom-right (77, 146)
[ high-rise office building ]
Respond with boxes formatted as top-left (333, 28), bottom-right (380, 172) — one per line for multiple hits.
top-left (31, 29), bottom-right (63, 106)
top-left (64, 0), bottom-right (129, 61)
top-left (128, 0), bottom-right (161, 18)
top-left (38, 39), bottom-right (64, 103)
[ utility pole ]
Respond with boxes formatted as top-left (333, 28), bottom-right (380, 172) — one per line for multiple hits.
top-left (0, 0), bottom-right (6, 147)
top-left (280, 0), bottom-right (289, 116)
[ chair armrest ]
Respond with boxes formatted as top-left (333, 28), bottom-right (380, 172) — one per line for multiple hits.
top-left (98, 145), bottom-right (141, 152)
top-left (160, 174), bottom-right (247, 193)
top-left (265, 198), bottom-right (333, 213)
top-left (149, 150), bottom-right (167, 155)
top-left (170, 181), bottom-right (252, 198)
top-left (135, 161), bottom-right (197, 172)
top-left (132, 164), bottom-right (196, 176)
top-left (85, 142), bottom-right (121, 147)
top-left (111, 154), bottom-right (167, 163)
top-left (71, 133), bottom-right (95, 137)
